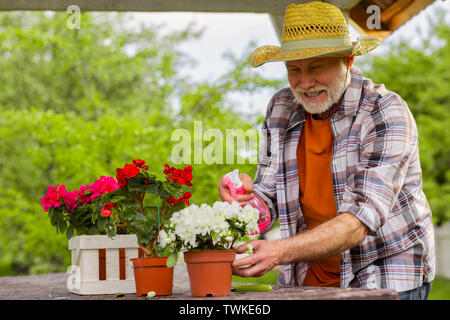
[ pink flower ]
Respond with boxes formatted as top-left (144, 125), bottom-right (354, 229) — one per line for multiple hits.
top-left (61, 188), bottom-right (80, 211)
top-left (40, 184), bottom-right (64, 212)
top-left (78, 184), bottom-right (93, 205)
top-left (89, 176), bottom-right (119, 201)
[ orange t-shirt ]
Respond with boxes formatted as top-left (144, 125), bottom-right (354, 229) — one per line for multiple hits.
top-left (297, 112), bottom-right (340, 287)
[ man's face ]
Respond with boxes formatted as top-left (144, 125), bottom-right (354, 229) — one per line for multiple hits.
top-left (286, 57), bottom-right (350, 114)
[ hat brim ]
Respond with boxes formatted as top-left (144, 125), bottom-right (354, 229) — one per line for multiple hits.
top-left (250, 36), bottom-right (381, 67)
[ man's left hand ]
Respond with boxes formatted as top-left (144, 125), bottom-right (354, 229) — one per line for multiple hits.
top-left (232, 240), bottom-right (282, 277)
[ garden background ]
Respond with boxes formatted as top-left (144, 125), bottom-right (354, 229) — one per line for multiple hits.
top-left (0, 3), bottom-right (449, 299)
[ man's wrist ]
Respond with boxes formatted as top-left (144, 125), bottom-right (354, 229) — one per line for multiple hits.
top-left (274, 238), bottom-right (292, 265)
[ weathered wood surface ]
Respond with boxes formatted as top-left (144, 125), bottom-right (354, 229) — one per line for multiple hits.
top-left (0, 265), bottom-right (398, 300)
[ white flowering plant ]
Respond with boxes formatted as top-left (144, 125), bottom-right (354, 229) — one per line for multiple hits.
top-left (159, 201), bottom-right (259, 267)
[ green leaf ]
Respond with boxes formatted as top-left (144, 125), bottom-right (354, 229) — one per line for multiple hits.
top-left (127, 176), bottom-right (160, 194)
top-left (159, 182), bottom-right (183, 199)
top-left (131, 212), bottom-right (147, 226)
top-left (232, 284), bottom-right (272, 292)
top-left (96, 216), bottom-right (108, 232)
top-left (119, 201), bottom-right (140, 220)
top-left (166, 252), bottom-right (178, 268)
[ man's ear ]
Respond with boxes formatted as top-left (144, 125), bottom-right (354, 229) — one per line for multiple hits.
top-left (346, 56), bottom-right (355, 68)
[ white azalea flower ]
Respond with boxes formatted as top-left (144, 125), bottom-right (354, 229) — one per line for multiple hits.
top-left (165, 201), bottom-right (259, 251)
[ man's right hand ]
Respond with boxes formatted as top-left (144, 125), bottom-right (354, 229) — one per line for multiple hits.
top-left (218, 172), bottom-right (255, 205)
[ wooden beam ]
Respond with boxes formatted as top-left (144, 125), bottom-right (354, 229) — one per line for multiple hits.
top-left (324, 0), bottom-right (361, 10)
top-left (381, 0), bottom-right (413, 24)
top-left (0, 0), bottom-right (366, 13)
top-left (349, 0), bottom-right (436, 41)
top-left (349, 2), bottom-right (392, 40)
top-left (368, 0), bottom-right (391, 11)
top-left (388, 0), bottom-right (435, 31)
top-left (0, 0), bottom-right (309, 13)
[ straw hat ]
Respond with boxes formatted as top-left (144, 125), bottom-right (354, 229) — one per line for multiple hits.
top-left (250, 1), bottom-right (381, 67)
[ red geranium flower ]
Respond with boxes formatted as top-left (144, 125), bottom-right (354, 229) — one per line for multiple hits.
top-left (101, 202), bottom-right (115, 217)
top-left (163, 164), bottom-right (175, 175)
top-left (132, 159), bottom-right (146, 168)
top-left (116, 163), bottom-right (141, 187)
top-left (182, 166), bottom-right (193, 186)
top-left (123, 164), bottom-right (140, 178)
top-left (167, 191), bottom-right (192, 206)
top-left (116, 168), bottom-right (128, 187)
top-left (164, 164), bottom-right (193, 186)
top-left (182, 192), bottom-right (192, 205)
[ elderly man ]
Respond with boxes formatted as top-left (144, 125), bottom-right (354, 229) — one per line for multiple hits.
top-left (218, 2), bottom-right (435, 300)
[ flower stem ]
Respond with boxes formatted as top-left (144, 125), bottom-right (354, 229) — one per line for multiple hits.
top-left (230, 237), bottom-right (237, 249)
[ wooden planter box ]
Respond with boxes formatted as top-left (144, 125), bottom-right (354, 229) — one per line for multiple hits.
top-left (67, 235), bottom-right (139, 295)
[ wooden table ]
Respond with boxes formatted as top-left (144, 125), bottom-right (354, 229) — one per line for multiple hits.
top-left (0, 265), bottom-right (398, 300)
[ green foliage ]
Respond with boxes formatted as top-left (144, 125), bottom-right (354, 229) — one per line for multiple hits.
top-left (0, 189), bottom-right (69, 275)
top-left (46, 190), bottom-right (108, 240)
top-left (98, 164), bottom-right (191, 257)
top-left (428, 276), bottom-right (450, 300)
top-left (0, 11), bottom-right (281, 275)
top-left (359, 11), bottom-right (450, 226)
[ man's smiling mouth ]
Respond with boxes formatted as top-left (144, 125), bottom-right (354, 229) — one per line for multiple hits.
top-left (304, 90), bottom-right (325, 97)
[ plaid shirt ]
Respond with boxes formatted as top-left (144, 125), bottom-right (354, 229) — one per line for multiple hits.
top-left (253, 66), bottom-right (435, 292)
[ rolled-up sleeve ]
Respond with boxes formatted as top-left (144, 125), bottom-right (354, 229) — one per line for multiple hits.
top-left (253, 162), bottom-right (278, 232)
top-left (338, 99), bottom-right (417, 234)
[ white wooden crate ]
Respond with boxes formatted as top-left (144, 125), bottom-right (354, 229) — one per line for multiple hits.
top-left (67, 234), bottom-right (139, 295)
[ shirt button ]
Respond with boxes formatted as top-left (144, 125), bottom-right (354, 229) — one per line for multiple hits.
top-left (338, 195), bottom-right (343, 200)
top-left (332, 160), bottom-right (337, 166)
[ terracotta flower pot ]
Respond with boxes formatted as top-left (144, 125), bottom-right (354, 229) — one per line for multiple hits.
top-left (130, 256), bottom-right (173, 296)
top-left (184, 250), bottom-right (236, 297)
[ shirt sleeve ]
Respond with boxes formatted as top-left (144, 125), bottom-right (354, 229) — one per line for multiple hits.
top-left (338, 97), bottom-right (417, 234)
top-left (253, 98), bottom-right (279, 232)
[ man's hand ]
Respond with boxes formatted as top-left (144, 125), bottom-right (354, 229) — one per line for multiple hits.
top-left (218, 172), bottom-right (255, 205)
top-left (232, 240), bottom-right (282, 277)
top-left (232, 213), bottom-right (368, 278)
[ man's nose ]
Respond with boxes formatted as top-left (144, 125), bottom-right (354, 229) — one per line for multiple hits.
top-left (297, 75), bottom-right (317, 91)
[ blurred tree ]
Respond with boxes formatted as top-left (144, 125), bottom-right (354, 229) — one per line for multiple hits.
top-left (0, 12), bottom-right (284, 275)
top-left (0, 12), bottom-right (195, 120)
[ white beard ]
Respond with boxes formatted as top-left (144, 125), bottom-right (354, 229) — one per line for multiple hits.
top-left (291, 65), bottom-right (351, 114)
